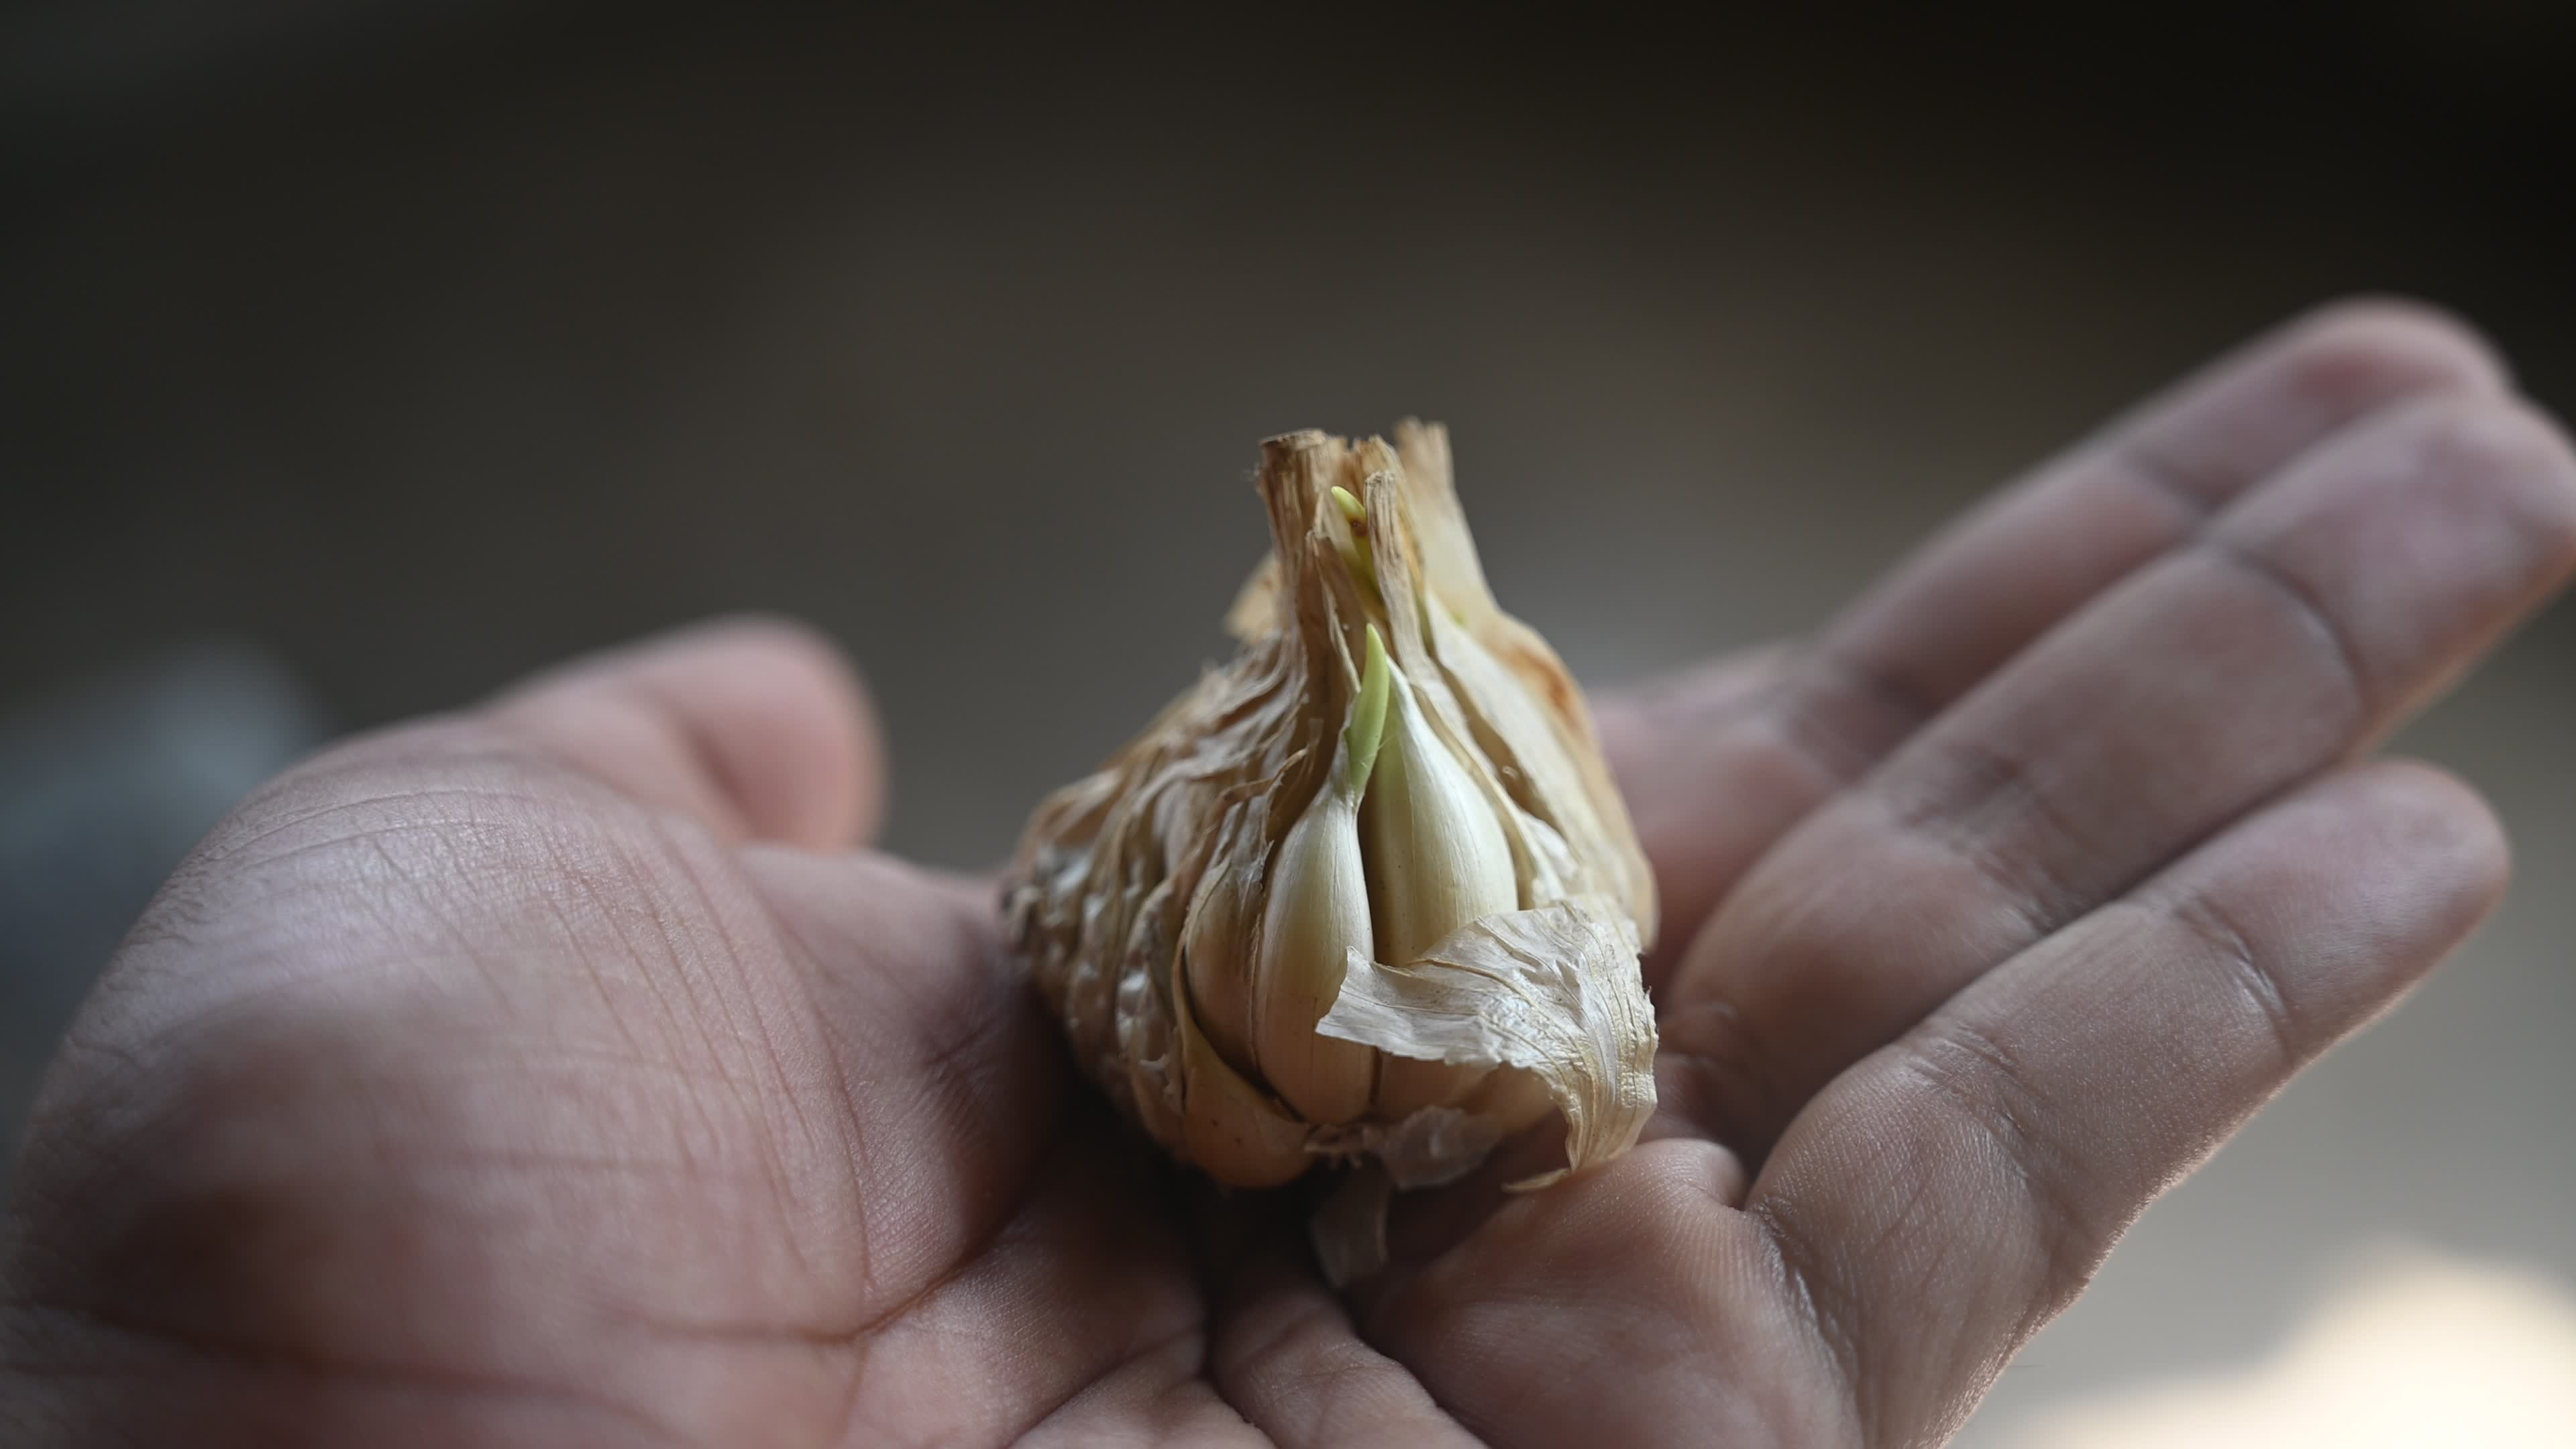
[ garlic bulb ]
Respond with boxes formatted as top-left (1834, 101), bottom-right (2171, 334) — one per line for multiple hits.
top-left (1001, 423), bottom-right (1659, 1216)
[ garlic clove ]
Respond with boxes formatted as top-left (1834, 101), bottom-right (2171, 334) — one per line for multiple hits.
top-left (1175, 951), bottom-right (1313, 1187)
top-left (1246, 626), bottom-right (1391, 1126)
top-left (1362, 660), bottom-right (1519, 961)
top-left (1362, 655), bottom-right (1517, 1117)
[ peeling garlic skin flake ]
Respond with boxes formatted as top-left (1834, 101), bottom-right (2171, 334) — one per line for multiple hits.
top-left (1000, 423), bottom-right (1659, 1193)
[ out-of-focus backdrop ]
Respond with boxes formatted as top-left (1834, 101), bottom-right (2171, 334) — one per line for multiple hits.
top-left (5, 3), bottom-right (2572, 1440)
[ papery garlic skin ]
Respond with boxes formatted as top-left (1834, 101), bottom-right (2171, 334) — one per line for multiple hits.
top-left (1001, 423), bottom-right (1660, 1199)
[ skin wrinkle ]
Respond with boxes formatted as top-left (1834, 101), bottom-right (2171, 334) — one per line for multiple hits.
top-left (889, 924), bottom-right (1025, 1112)
top-left (359, 831), bottom-right (514, 1015)
top-left (1892, 1020), bottom-right (2105, 1322)
top-left (228, 814), bottom-right (432, 920)
top-left (804, 964), bottom-right (894, 1334)
top-left (700, 951), bottom-right (895, 1350)
top-left (651, 837), bottom-right (766, 1087)
top-left (1841, 1169), bottom-right (1937, 1362)
top-left (1851, 1161), bottom-right (1990, 1436)
top-left (268, 830), bottom-right (492, 1030)
top-left (1744, 1180), bottom-right (1874, 1447)
top-left (2146, 889), bottom-right (2303, 1072)
top-left (897, 932), bottom-right (1034, 1115)
top-left (2195, 529), bottom-right (2380, 721)
top-left (1022, 1376), bottom-right (1242, 1449)
top-left (751, 1041), bottom-right (1062, 1354)
top-left (722, 926), bottom-right (839, 1238)
top-left (184, 775), bottom-right (553, 872)
top-left (745, 867), bottom-right (943, 1332)
top-left (2104, 429), bottom-right (2237, 523)
top-left (1900, 1185), bottom-right (1996, 1383)
top-left (843, 1136), bottom-right (1191, 1446)
top-left (1765, 643), bottom-right (1942, 790)
top-left (647, 834), bottom-right (814, 1267)
top-left (1871, 736), bottom-right (2095, 943)
top-left (1214, 1249), bottom-right (1477, 1449)
top-left (1004, 1315), bottom-right (1217, 1447)
top-left (537, 822), bottom-right (687, 1174)
top-left (1240, 1314), bottom-right (1372, 1419)
top-left (727, 1002), bottom-right (841, 1304)
top-left (565, 826), bottom-right (730, 1193)
top-left (753, 898), bottom-right (869, 1196)
top-left (531, 998), bottom-right (849, 1362)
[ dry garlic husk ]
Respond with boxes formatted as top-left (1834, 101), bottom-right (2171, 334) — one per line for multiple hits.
top-left (1001, 423), bottom-right (1658, 1207)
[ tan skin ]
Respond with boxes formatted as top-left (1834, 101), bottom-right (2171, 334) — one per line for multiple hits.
top-left (6, 301), bottom-right (2574, 1447)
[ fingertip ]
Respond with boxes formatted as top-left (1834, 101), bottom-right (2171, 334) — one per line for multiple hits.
top-left (2340, 757), bottom-right (2514, 927)
top-left (661, 614), bottom-right (890, 846)
top-left (2449, 393), bottom-right (2576, 576)
top-left (2277, 296), bottom-right (2514, 400)
top-left (2180, 759), bottom-right (2515, 1021)
top-left (487, 614), bottom-right (888, 849)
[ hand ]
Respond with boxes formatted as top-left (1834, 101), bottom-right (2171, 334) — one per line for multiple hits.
top-left (5, 302), bottom-right (2572, 1448)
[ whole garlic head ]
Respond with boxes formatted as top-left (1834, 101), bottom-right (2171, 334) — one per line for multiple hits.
top-left (1001, 423), bottom-right (1658, 1204)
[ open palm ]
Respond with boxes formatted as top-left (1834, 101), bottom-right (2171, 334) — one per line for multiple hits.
top-left (7, 303), bottom-right (2573, 1448)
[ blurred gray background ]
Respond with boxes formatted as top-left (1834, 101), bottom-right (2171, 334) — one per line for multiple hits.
top-left (4, 3), bottom-right (2571, 1439)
